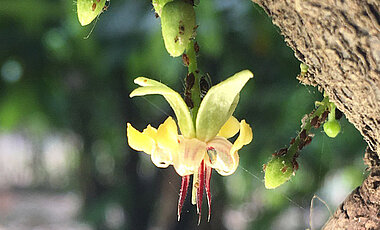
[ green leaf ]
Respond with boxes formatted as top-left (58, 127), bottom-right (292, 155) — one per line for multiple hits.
top-left (131, 77), bottom-right (195, 138)
top-left (77, 0), bottom-right (106, 26)
top-left (195, 70), bottom-right (253, 142)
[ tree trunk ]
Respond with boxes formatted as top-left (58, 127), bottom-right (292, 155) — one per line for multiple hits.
top-left (252, 0), bottom-right (380, 228)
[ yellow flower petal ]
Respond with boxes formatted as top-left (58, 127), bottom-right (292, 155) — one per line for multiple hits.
top-left (217, 116), bottom-right (240, 139)
top-left (126, 123), bottom-right (156, 155)
top-left (156, 116), bottom-right (179, 152)
top-left (231, 120), bottom-right (253, 154)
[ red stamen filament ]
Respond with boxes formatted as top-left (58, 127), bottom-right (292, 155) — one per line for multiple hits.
top-left (197, 160), bottom-right (205, 225)
top-left (177, 175), bottom-right (190, 221)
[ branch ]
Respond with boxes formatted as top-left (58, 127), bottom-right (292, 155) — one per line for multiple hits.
top-left (252, 0), bottom-right (380, 228)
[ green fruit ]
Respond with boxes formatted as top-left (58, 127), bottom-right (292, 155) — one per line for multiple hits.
top-left (161, 0), bottom-right (196, 57)
top-left (77, 0), bottom-right (107, 26)
top-left (264, 156), bottom-right (294, 189)
top-left (323, 119), bottom-right (341, 138)
top-left (152, 0), bottom-right (173, 17)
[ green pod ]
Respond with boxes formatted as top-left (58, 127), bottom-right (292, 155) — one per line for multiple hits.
top-left (77, 0), bottom-right (107, 26)
top-left (264, 156), bottom-right (294, 189)
top-left (161, 0), bottom-right (196, 57)
top-left (323, 119), bottom-right (341, 138)
top-left (152, 0), bottom-right (173, 17)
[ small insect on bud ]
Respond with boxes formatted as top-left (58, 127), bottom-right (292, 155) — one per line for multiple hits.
top-left (263, 164), bottom-right (267, 172)
top-left (310, 116), bottom-right (318, 127)
top-left (292, 159), bottom-right (299, 171)
top-left (278, 148), bottom-right (287, 156)
top-left (185, 72), bottom-right (195, 89)
top-left (194, 41), bottom-right (200, 53)
top-left (182, 54), bottom-right (190, 66)
top-left (320, 111), bottom-right (329, 123)
top-left (300, 129), bottom-right (307, 140)
top-left (290, 137), bottom-right (295, 145)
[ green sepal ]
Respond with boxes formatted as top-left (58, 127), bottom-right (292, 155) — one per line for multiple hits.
top-left (195, 70), bottom-right (253, 142)
top-left (77, 0), bottom-right (106, 26)
top-left (131, 77), bottom-right (195, 138)
top-left (152, 0), bottom-right (173, 17)
top-left (161, 0), bottom-right (196, 57)
top-left (264, 156), bottom-right (294, 189)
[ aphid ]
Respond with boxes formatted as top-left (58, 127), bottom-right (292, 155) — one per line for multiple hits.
top-left (184, 96), bottom-right (194, 108)
top-left (185, 72), bottom-right (195, 89)
top-left (320, 111), bottom-right (329, 123)
top-left (292, 159), bottom-right (299, 171)
top-left (92, 3), bottom-right (97, 11)
top-left (179, 21), bottom-right (185, 35)
top-left (174, 36), bottom-right (179, 43)
top-left (194, 41), bottom-right (199, 53)
top-left (300, 129), bottom-right (307, 140)
top-left (281, 166), bottom-right (288, 173)
top-left (310, 116), bottom-right (318, 127)
top-left (262, 164), bottom-right (267, 172)
top-left (290, 137), bottom-right (295, 145)
top-left (182, 54), bottom-right (190, 66)
top-left (155, 12), bottom-right (159, 18)
top-left (304, 136), bottom-right (312, 146)
top-left (184, 73), bottom-right (195, 108)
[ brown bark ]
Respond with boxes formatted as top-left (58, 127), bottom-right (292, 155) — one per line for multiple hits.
top-left (252, 0), bottom-right (380, 229)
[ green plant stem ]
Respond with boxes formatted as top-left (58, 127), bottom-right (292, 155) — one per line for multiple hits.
top-left (285, 96), bottom-right (330, 161)
top-left (186, 40), bottom-right (201, 124)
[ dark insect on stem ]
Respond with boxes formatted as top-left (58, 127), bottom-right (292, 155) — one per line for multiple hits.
top-left (310, 116), bottom-right (319, 127)
top-left (304, 136), bottom-right (312, 147)
top-left (281, 166), bottom-right (288, 173)
top-left (292, 159), bottom-right (299, 171)
top-left (174, 36), bottom-right (179, 43)
top-left (290, 137), bottom-right (295, 145)
top-left (320, 111), bottom-right (329, 123)
top-left (155, 12), bottom-right (159, 18)
top-left (182, 54), bottom-right (190, 66)
top-left (184, 73), bottom-right (195, 108)
top-left (185, 73), bottom-right (195, 89)
top-left (194, 41), bottom-right (200, 53)
top-left (300, 129), bottom-right (307, 140)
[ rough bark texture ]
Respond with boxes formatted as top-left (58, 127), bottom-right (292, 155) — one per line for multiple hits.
top-left (252, 0), bottom-right (380, 229)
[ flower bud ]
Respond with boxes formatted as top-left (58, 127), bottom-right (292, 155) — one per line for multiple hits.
top-left (300, 63), bottom-right (308, 73)
top-left (323, 119), bottom-right (341, 138)
top-left (77, 0), bottom-right (107, 26)
top-left (152, 0), bottom-right (173, 17)
top-left (161, 0), bottom-right (196, 57)
top-left (264, 156), bottom-right (293, 189)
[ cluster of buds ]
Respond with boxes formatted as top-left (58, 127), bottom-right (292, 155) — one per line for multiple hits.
top-left (264, 94), bottom-right (342, 189)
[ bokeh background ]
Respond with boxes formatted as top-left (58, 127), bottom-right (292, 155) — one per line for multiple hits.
top-left (0, 0), bottom-right (367, 229)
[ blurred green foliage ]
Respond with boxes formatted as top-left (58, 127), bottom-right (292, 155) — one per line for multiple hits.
top-left (0, 0), bottom-right (366, 229)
